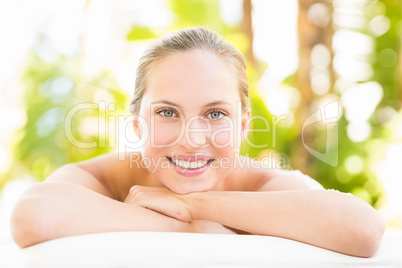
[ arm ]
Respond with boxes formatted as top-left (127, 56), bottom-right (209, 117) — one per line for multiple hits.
top-left (11, 153), bottom-right (235, 248)
top-left (10, 165), bottom-right (193, 248)
top-left (127, 170), bottom-right (384, 258)
top-left (190, 170), bottom-right (384, 257)
top-left (186, 189), bottom-right (384, 257)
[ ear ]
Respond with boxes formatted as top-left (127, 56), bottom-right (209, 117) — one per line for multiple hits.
top-left (241, 108), bottom-right (251, 143)
top-left (132, 115), bottom-right (141, 140)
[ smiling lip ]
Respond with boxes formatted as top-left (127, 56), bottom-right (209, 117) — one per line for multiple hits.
top-left (167, 157), bottom-right (214, 177)
top-left (168, 154), bottom-right (214, 162)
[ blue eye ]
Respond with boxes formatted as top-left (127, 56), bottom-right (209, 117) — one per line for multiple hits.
top-left (210, 111), bottom-right (221, 119)
top-left (157, 108), bottom-right (177, 118)
top-left (163, 110), bottom-right (174, 117)
top-left (208, 109), bottom-right (226, 119)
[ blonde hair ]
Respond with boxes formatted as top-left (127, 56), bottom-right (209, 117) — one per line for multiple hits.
top-left (129, 27), bottom-right (249, 115)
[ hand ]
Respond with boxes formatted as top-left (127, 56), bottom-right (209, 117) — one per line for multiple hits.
top-left (124, 185), bottom-right (192, 222)
top-left (190, 220), bottom-right (237, 234)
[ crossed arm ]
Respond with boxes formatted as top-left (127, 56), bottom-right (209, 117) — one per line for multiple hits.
top-left (10, 154), bottom-right (384, 257)
top-left (125, 185), bottom-right (384, 257)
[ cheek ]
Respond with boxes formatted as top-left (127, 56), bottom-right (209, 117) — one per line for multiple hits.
top-left (152, 121), bottom-right (182, 146)
top-left (210, 120), bottom-right (241, 148)
top-left (213, 130), bottom-right (231, 147)
top-left (213, 145), bottom-right (237, 174)
top-left (210, 125), bottom-right (239, 166)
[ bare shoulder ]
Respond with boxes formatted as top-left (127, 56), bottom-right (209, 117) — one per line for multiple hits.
top-left (227, 154), bottom-right (324, 191)
top-left (224, 154), bottom-right (276, 191)
top-left (256, 168), bottom-right (325, 191)
top-left (74, 151), bottom-right (152, 201)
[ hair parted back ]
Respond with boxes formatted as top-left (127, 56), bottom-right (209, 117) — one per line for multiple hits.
top-left (129, 26), bottom-right (250, 115)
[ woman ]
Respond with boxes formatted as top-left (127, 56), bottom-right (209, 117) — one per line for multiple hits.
top-left (11, 27), bottom-right (384, 257)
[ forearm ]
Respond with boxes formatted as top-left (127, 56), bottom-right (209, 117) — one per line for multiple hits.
top-left (11, 182), bottom-right (192, 248)
top-left (187, 190), bottom-right (384, 257)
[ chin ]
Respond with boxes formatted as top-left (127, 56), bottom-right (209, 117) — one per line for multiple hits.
top-left (166, 182), bottom-right (212, 195)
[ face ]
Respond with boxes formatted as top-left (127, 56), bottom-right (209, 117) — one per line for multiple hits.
top-left (133, 50), bottom-right (251, 194)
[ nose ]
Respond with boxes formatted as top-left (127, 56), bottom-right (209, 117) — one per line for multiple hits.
top-left (181, 116), bottom-right (210, 149)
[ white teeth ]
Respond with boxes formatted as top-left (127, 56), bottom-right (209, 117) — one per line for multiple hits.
top-left (184, 161), bottom-right (190, 168)
top-left (171, 158), bottom-right (209, 169)
top-left (178, 160), bottom-right (184, 167)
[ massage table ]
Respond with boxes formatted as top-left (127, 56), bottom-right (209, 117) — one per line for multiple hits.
top-left (1, 230), bottom-right (401, 267)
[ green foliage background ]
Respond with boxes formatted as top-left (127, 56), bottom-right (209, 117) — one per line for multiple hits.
top-left (1, 0), bottom-right (401, 214)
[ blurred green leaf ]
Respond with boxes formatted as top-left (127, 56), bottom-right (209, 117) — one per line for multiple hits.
top-left (127, 26), bottom-right (158, 41)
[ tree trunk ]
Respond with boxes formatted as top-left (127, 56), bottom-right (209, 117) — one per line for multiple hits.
top-left (293, 0), bottom-right (334, 176)
top-left (241, 0), bottom-right (258, 69)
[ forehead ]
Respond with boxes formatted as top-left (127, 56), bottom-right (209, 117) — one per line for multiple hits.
top-left (142, 50), bottom-right (239, 110)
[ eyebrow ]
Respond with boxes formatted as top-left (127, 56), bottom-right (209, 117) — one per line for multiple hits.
top-left (151, 100), bottom-right (233, 108)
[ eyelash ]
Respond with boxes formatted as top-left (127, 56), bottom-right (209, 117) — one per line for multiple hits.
top-left (156, 107), bottom-right (178, 118)
top-left (155, 107), bottom-right (228, 119)
top-left (207, 108), bottom-right (227, 119)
